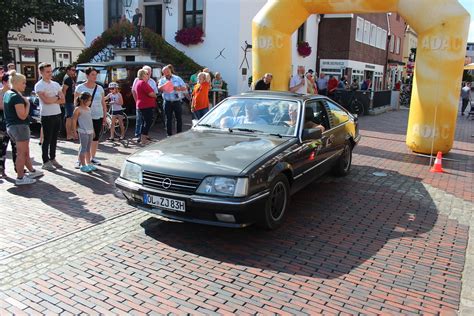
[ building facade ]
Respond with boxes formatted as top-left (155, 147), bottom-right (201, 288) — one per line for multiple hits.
top-left (317, 13), bottom-right (389, 91)
top-left (7, 20), bottom-right (85, 89)
top-left (84, 0), bottom-right (320, 95)
top-left (402, 25), bottom-right (417, 80)
top-left (386, 13), bottom-right (406, 89)
top-left (466, 42), bottom-right (474, 64)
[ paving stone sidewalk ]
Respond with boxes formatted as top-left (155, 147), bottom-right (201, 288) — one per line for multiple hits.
top-left (0, 108), bottom-right (473, 315)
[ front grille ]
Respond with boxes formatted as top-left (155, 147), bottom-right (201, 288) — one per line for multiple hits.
top-left (142, 171), bottom-right (201, 194)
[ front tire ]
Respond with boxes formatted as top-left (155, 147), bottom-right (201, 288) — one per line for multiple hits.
top-left (333, 143), bottom-right (352, 177)
top-left (260, 175), bottom-right (290, 230)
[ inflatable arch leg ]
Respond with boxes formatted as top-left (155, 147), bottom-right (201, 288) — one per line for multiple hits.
top-left (252, 0), bottom-right (470, 154)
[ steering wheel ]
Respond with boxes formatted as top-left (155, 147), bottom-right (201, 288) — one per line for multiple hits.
top-left (271, 121), bottom-right (290, 127)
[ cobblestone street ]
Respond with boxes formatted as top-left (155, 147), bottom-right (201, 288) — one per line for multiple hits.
top-left (0, 108), bottom-right (473, 315)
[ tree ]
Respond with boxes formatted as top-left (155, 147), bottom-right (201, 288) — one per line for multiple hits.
top-left (0, 0), bottom-right (84, 65)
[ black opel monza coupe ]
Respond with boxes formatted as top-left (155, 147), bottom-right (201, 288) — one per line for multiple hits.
top-left (115, 91), bottom-right (360, 229)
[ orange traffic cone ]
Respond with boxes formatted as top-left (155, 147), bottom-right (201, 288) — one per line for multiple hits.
top-left (430, 151), bottom-right (444, 173)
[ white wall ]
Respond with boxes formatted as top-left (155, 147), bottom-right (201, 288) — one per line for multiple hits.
top-left (85, 0), bottom-right (106, 45)
top-left (291, 15), bottom-right (319, 78)
top-left (164, 0), bottom-right (243, 95)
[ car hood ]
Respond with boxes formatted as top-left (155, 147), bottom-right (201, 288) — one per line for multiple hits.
top-left (128, 130), bottom-right (290, 178)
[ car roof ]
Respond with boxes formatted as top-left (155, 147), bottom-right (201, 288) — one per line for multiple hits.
top-left (238, 90), bottom-right (326, 102)
top-left (76, 61), bottom-right (164, 68)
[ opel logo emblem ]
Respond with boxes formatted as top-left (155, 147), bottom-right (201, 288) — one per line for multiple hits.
top-left (162, 178), bottom-right (172, 189)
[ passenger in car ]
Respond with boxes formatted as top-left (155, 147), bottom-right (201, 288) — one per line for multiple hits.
top-left (234, 104), bottom-right (268, 125)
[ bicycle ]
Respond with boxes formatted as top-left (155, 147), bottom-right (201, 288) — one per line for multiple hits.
top-left (100, 105), bottom-right (129, 141)
top-left (334, 90), bottom-right (365, 116)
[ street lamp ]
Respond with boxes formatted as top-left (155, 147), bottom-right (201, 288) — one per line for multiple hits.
top-left (163, 0), bottom-right (173, 16)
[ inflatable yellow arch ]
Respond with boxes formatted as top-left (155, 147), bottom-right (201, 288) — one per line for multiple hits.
top-left (252, 0), bottom-right (470, 154)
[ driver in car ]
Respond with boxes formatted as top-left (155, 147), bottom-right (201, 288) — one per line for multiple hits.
top-left (220, 104), bottom-right (268, 128)
top-left (286, 104), bottom-right (325, 132)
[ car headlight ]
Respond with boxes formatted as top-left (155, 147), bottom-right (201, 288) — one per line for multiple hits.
top-left (120, 161), bottom-right (142, 184)
top-left (196, 177), bottom-right (248, 197)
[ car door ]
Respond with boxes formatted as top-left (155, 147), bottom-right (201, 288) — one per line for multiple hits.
top-left (290, 100), bottom-right (329, 190)
top-left (321, 98), bottom-right (351, 167)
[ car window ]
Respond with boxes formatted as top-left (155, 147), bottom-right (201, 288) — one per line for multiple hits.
top-left (76, 68), bottom-right (108, 85)
top-left (305, 100), bottom-right (330, 131)
top-left (112, 68), bottom-right (128, 81)
top-left (197, 98), bottom-right (301, 137)
top-left (323, 99), bottom-right (350, 127)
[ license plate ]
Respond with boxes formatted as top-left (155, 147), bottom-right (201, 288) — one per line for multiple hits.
top-left (143, 193), bottom-right (186, 212)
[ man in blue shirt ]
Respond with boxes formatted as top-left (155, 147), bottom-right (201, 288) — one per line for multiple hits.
top-left (158, 65), bottom-right (188, 136)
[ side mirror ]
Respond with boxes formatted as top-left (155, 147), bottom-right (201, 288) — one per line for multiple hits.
top-left (302, 128), bottom-right (322, 141)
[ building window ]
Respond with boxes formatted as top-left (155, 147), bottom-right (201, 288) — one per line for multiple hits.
top-left (369, 23), bottom-right (377, 47)
top-left (297, 22), bottom-right (306, 43)
top-left (395, 36), bottom-right (401, 54)
top-left (355, 17), bottom-right (363, 42)
top-left (389, 35), bottom-right (395, 52)
top-left (55, 51), bottom-right (71, 67)
top-left (108, 0), bottom-right (123, 27)
top-left (376, 27), bottom-right (382, 49)
top-left (363, 20), bottom-right (370, 44)
top-left (183, 0), bottom-right (204, 29)
top-left (35, 19), bottom-right (51, 34)
top-left (382, 30), bottom-right (387, 50)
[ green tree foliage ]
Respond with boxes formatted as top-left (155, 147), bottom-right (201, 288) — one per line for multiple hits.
top-left (0, 0), bottom-right (84, 65)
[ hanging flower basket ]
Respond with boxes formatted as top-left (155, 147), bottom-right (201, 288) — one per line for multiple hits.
top-left (175, 27), bottom-right (204, 46)
top-left (297, 41), bottom-right (312, 58)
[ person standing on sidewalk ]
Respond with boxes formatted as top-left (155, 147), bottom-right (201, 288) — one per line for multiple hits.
top-left (62, 64), bottom-right (77, 140)
top-left (35, 63), bottom-right (65, 171)
top-left (191, 72), bottom-right (211, 119)
top-left (74, 67), bottom-right (107, 167)
top-left (0, 72), bottom-right (17, 178)
top-left (4, 72), bottom-right (43, 184)
top-left (135, 69), bottom-right (157, 145)
top-left (158, 65), bottom-right (187, 137)
top-left (316, 73), bottom-right (328, 96)
top-left (132, 65), bottom-right (158, 142)
top-left (72, 92), bottom-right (97, 173)
top-left (460, 82), bottom-right (471, 116)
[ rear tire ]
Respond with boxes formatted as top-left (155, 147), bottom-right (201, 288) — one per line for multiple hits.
top-left (332, 143), bottom-right (352, 177)
top-left (260, 175), bottom-right (290, 230)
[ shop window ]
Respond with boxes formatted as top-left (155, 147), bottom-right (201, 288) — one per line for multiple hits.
top-left (183, 0), bottom-right (204, 29)
top-left (35, 19), bottom-right (51, 34)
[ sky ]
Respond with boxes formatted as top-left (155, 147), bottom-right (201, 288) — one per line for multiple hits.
top-left (459, 0), bottom-right (474, 42)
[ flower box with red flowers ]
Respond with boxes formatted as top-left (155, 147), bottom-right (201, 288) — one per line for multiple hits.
top-left (297, 41), bottom-right (312, 58)
top-left (175, 27), bottom-right (204, 46)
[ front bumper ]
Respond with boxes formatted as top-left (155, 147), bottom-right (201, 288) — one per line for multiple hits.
top-left (115, 177), bottom-right (269, 228)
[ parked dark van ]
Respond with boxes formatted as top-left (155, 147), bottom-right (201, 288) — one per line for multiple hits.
top-left (76, 61), bottom-right (164, 115)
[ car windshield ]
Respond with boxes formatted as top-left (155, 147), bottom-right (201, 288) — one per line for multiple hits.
top-left (196, 98), bottom-right (301, 137)
top-left (76, 67), bottom-right (108, 84)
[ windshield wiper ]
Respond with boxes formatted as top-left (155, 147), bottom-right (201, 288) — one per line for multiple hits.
top-left (228, 128), bottom-right (263, 133)
top-left (269, 133), bottom-right (283, 138)
top-left (197, 123), bottom-right (218, 129)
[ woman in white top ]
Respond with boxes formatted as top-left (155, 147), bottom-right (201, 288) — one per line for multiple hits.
top-left (74, 67), bottom-right (107, 166)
